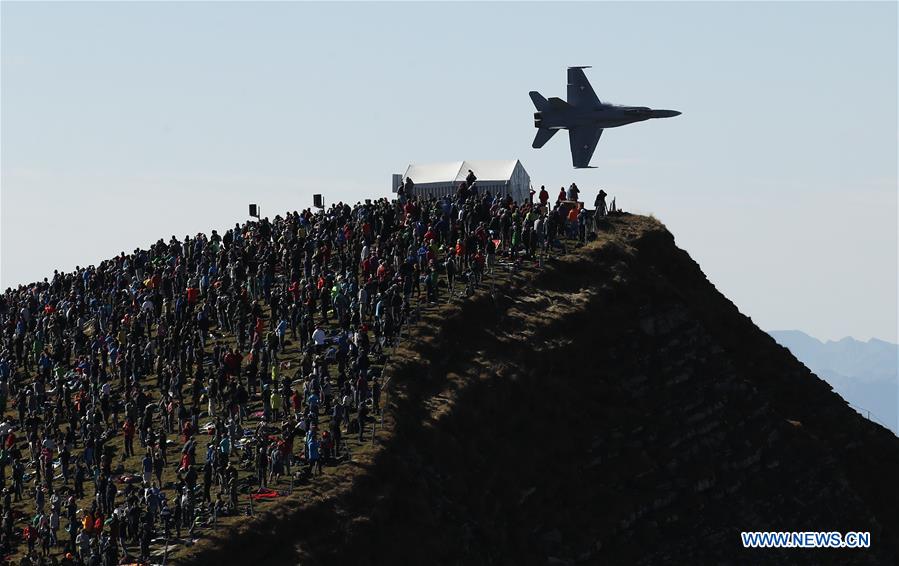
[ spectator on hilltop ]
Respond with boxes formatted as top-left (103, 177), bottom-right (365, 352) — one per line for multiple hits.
top-left (538, 185), bottom-right (549, 207)
top-left (594, 189), bottom-right (607, 218)
top-left (0, 185), bottom-right (582, 563)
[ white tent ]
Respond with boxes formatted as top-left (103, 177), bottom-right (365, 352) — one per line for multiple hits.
top-left (392, 159), bottom-right (531, 202)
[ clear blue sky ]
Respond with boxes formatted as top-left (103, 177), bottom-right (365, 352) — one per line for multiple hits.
top-left (2, 2), bottom-right (896, 342)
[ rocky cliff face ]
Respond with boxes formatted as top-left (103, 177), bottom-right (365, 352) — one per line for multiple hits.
top-left (188, 215), bottom-right (899, 565)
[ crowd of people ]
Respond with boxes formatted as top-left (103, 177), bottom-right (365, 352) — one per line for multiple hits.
top-left (0, 180), bottom-right (606, 565)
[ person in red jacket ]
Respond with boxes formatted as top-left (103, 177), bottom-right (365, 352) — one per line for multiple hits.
top-left (291, 389), bottom-right (302, 418)
top-left (473, 249), bottom-right (486, 283)
top-left (23, 524), bottom-right (36, 554)
top-left (376, 260), bottom-right (390, 284)
top-left (92, 512), bottom-right (104, 536)
top-left (455, 239), bottom-right (466, 267)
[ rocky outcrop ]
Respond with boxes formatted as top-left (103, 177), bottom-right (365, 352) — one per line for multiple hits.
top-left (186, 214), bottom-right (899, 565)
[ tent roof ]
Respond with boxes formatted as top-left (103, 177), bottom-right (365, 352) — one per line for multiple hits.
top-left (402, 161), bottom-right (465, 185)
top-left (402, 159), bottom-right (521, 185)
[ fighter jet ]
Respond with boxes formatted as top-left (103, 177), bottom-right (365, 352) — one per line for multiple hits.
top-left (530, 67), bottom-right (681, 168)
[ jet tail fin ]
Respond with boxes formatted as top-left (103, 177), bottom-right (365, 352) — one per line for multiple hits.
top-left (529, 91), bottom-right (548, 111)
top-left (532, 128), bottom-right (558, 149)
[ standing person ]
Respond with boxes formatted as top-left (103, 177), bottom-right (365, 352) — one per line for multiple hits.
top-left (485, 236), bottom-right (496, 275)
top-left (311, 325), bottom-right (326, 351)
top-left (73, 461), bottom-right (85, 500)
top-left (444, 251), bottom-right (456, 297)
top-left (141, 451), bottom-right (153, 486)
top-left (567, 204), bottom-right (579, 239)
top-left (49, 506), bottom-right (59, 549)
top-left (594, 189), bottom-right (607, 222)
top-left (255, 445), bottom-right (268, 489)
top-left (306, 432), bottom-right (321, 477)
top-left (276, 318), bottom-right (288, 350)
top-left (153, 450), bottom-right (165, 486)
top-left (158, 428), bottom-right (168, 465)
top-left (357, 402), bottom-right (369, 443)
top-left (538, 185), bottom-right (549, 207)
top-left (60, 443), bottom-right (71, 485)
top-left (139, 522), bottom-right (152, 563)
top-left (270, 388), bottom-right (282, 422)
top-left (160, 501), bottom-right (172, 541)
top-left (122, 417), bottom-right (135, 459)
top-left (12, 459), bottom-right (23, 501)
top-left (172, 496), bottom-right (183, 539)
top-left (268, 443), bottom-right (284, 485)
top-left (556, 186), bottom-right (566, 202)
top-left (330, 404), bottom-right (343, 457)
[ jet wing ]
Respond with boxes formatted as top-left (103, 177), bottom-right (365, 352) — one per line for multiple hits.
top-left (567, 67), bottom-right (601, 108)
top-left (569, 126), bottom-right (603, 168)
top-left (532, 128), bottom-right (559, 149)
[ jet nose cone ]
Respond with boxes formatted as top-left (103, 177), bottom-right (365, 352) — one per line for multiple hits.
top-left (651, 109), bottom-right (681, 118)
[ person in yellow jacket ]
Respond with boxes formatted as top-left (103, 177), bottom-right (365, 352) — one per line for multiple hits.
top-left (81, 510), bottom-right (93, 534)
top-left (270, 389), bottom-right (283, 421)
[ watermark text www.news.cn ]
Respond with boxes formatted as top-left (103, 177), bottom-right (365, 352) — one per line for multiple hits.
top-left (742, 531), bottom-right (871, 549)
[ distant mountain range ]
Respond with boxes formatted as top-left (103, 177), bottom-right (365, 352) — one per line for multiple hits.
top-left (770, 330), bottom-right (898, 434)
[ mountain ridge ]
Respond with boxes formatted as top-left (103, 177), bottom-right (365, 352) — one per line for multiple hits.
top-left (770, 329), bottom-right (898, 433)
top-left (769, 331), bottom-right (897, 348)
top-left (183, 213), bottom-right (899, 565)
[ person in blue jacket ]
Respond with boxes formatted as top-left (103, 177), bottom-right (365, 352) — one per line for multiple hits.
top-left (306, 432), bottom-right (322, 477)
